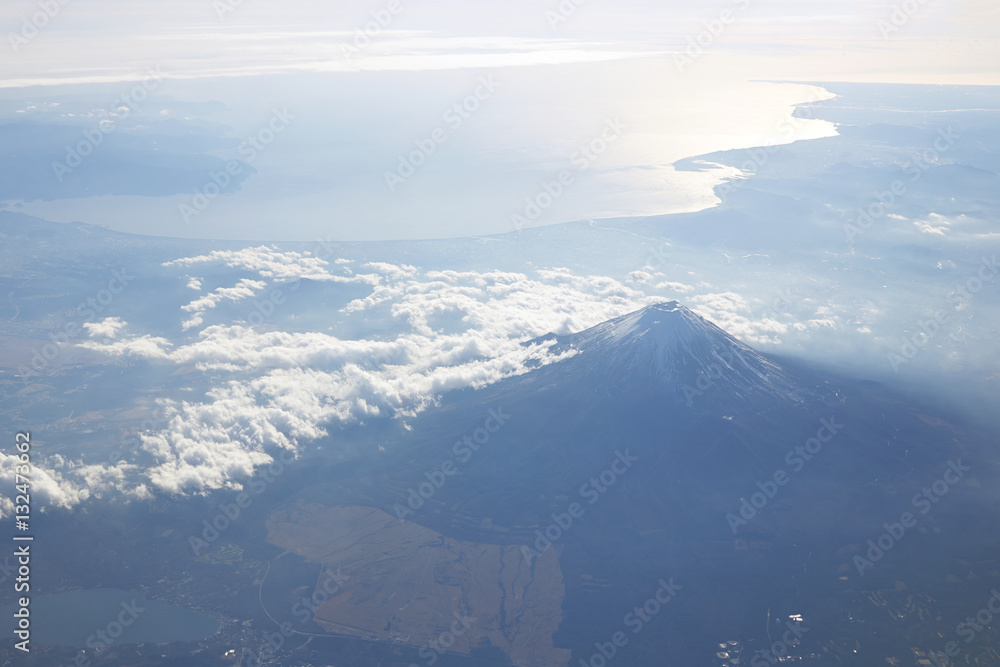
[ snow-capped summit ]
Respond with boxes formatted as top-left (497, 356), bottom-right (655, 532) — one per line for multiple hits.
top-left (555, 301), bottom-right (711, 350)
top-left (536, 302), bottom-right (802, 408)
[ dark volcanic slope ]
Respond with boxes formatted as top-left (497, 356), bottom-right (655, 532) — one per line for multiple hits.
top-left (286, 302), bottom-right (999, 667)
top-left (316, 301), bottom-right (988, 539)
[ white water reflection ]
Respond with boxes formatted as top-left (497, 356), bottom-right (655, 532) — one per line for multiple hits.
top-left (3, 57), bottom-right (837, 241)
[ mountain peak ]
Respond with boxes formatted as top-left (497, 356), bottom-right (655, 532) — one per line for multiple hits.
top-left (647, 300), bottom-right (682, 312)
top-left (621, 301), bottom-right (689, 333)
top-left (552, 301), bottom-right (717, 352)
top-left (536, 302), bottom-right (802, 408)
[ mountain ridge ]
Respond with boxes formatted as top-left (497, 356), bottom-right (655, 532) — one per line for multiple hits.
top-left (528, 301), bottom-right (804, 409)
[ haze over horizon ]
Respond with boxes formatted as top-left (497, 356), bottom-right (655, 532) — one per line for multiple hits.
top-left (2, 0), bottom-right (998, 87)
top-left (1, 0), bottom-right (998, 241)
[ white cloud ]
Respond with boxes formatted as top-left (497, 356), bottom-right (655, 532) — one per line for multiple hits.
top-left (78, 333), bottom-right (173, 360)
top-left (181, 278), bottom-right (267, 330)
top-left (686, 291), bottom-right (839, 345)
top-left (161, 247), bottom-right (384, 332)
top-left (82, 317), bottom-right (126, 339)
top-left (364, 262), bottom-right (418, 280)
top-left (914, 214), bottom-right (952, 236)
top-left (62, 258), bottom-right (660, 499)
top-left (33, 251), bottom-right (852, 509)
top-left (0, 453), bottom-right (146, 517)
top-left (655, 281), bottom-right (695, 293)
top-left (163, 245), bottom-right (365, 283)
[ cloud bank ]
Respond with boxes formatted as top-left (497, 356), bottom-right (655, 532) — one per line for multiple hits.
top-left (4, 244), bottom-right (867, 515)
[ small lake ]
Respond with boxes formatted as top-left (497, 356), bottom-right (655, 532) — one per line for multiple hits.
top-left (2, 588), bottom-right (220, 647)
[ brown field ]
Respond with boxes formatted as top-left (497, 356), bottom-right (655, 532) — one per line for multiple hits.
top-left (266, 502), bottom-right (571, 667)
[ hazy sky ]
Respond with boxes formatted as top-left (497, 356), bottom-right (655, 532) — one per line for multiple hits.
top-left (1, 0), bottom-right (997, 87)
top-left (1, 0), bottom-right (997, 241)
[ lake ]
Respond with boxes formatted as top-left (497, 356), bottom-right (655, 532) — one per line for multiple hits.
top-left (2, 588), bottom-right (220, 647)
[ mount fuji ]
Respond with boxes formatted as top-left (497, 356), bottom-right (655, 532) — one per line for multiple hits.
top-left (528, 301), bottom-right (804, 409)
top-left (55, 299), bottom-right (987, 667)
top-left (260, 300), bottom-right (999, 666)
